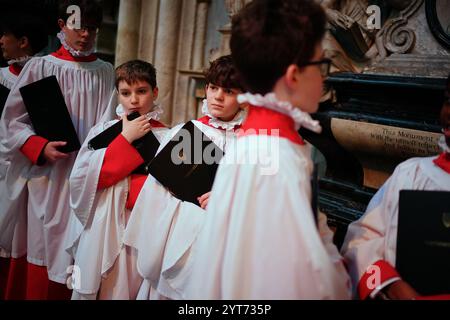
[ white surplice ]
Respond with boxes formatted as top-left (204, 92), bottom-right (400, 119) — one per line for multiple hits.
top-left (341, 156), bottom-right (450, 296)
top-left (0, 66), bottom-right (28, 260)
top-left (0, 54), bottom-right (114, 283)
top-left (123, 119), bottom-right (242, 300)
top-left (68, 108), bottom-right (168, 299)
top-left (179, 93), bottom-right (351, 300)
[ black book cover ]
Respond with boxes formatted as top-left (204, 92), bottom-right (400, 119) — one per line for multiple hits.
top-left (147, 121), bottom-right (224, 206)
top-left (396, 190), bottom-right (450, 295)
top-left (0, 83), bottom-right (10, 118)
top-left (19, 76), bottom-right (81, 153)
top-left (88, 111), bottom-right (160, 175)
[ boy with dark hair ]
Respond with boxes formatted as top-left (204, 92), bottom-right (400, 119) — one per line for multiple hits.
top-left (0, 12), bottom-right (48, 300)
top-left (0, 0), bottom-right (114, 300)
top-left (69, 59), bottom-right (168, 300)
top-left (123, 55), bottom-right (248, 300)
top-left (184, 0), bottom-right (351, 299)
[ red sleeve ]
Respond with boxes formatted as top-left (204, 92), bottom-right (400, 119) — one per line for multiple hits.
top-left (20, 135), bottom-right (49, 165)
top-left (97, 134), bottom-right (144, 190)
top-left (358, 260), bottom-right (401, 300)
top-left (126, 174), bottom-right (147, 210)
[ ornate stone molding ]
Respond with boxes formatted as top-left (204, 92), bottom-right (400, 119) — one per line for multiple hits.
top-left (378, 0), bottom-right (424, 58)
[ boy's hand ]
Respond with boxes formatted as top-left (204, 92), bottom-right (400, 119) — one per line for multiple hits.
top-left (382, 280), bottom-right (419, 300)
top-left (121, 114), bottom-right (152, 143)
top-left (43, 141), bottom-right (69, 163)
top-left (198, 192), bottom-right (211, 210)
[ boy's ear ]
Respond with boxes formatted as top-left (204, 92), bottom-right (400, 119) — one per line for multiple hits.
top-left (284, 64), bottom-right (301, 89)
top-left (57, 19), bottom-right (66, 30)
top-left (18, 36), bottom-right (30, 50)
top-left (153, 87), bottom-right (159, 100)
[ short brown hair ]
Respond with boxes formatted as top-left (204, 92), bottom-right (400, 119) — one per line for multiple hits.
top-left (58, 0), bottom-right (103, 28)
top-left (230, 0), bottom-right (326, 94)
top-left (204, 55), bottom-right (244, 91)
top-left (115, 60), bottom-right (157, 89)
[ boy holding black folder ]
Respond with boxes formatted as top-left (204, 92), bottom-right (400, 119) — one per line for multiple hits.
top-left (68, 60), bottom-right (167, 300)
top-left (123, 55), bottom-right (248, 300)
top-left (341, 76), bottom-right (450, 300)
top-left (0, 12), bottom-right (48, 300)
top-left (0, 0), bottom-right (114, 300)
top-left (183, 0), bottom-right (351, 300)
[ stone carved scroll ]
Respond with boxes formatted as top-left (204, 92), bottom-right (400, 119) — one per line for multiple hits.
top-left (378, 0), bottom-right (424, 59)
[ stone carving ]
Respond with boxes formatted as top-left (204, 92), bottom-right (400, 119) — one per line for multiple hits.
top-left (224, 0), bottom-right (252, 20)
top-left (321, 0), bottom-right (423, 72)
top-left (377, 0), bottom-right (423, 59)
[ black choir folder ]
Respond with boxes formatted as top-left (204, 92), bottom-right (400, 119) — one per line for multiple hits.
top-left (0, 83), bottom-right (10, 117)
top-left (147, 121), bottom-right (224, 206)
top-left (88, 111), bottom-right (160, 175)
top-left (396, 190), bottom-right (450, 295)
top-left (19, 76), bottom-right (81, 153)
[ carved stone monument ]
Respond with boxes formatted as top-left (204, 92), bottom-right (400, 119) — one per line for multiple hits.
top-left (308, 0), bottom-right (450, 246)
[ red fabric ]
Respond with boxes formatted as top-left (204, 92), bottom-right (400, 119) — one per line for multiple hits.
top-left (0, 257), bottom-right (10, 300)
top-left (433, 152), bottom-right (450, 174)
top-left (25, 263), bottom-right (71, 300)
top-left (51, 46), bottom-right (97, 62)
top-left (150, 119), bottom-right (166, 128)
top-left (97, 134), bottom-right (144, 190)
top-left (20, 135), bottom-right (48, 165)
top-left (4, 257), bottom-right (27, 300)
top-left (8, 64), bottom-right (23, 76)
top-left (26, 263), bottom-right (49, 300)
top-left (197, 115), bottom-right (241, 131)
top-left (47, 281), bottom-right (72, 300)
top-left (358, 260), bottom-right (401, 300)
top-left (239, 105), bottom-right (305, 146)
top-left (126, 174), bottom-right (147, 210)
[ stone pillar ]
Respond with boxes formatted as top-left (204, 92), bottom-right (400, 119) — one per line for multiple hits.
top-left (115, 0), bottom-right (142, 66)
top-left (138, 0), bottom-right (159, 63)
top-left (192, 0), bottom-right (210, 71)
top-left (154, 0), bottom-right (183, 125)
top-left (212, 0), bottom-right (251, 60)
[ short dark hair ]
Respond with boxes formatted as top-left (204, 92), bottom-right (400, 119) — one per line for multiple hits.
top-left (204, 55), bottom-right (244, 91)
top-left (115, 60), bottom-right (157, 89)
top-left (58, 0), bottom-right (103, 28)
top-left (1, 14), bottom-right (48, 55)
top-left (230, 0), bottom-right (326, 94)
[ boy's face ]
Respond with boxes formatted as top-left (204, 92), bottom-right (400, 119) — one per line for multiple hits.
top-left (291, 44), bottom-right (325, 113)
top-left (58, 19), bottom-right (97, 52)
top-left (118, 80), bottom-right (158, 115)
top-left (0, 32), bottom-right (26, 60)
top-left (206, 84), bottom-right (242, 121)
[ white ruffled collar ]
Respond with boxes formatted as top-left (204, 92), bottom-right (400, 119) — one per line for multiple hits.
top-left (438, 135), bottom-right (450, 153)
top-left (7, 56), bottom-right (32, 67)
top-left (237, 92), bottom-right (322, 133)
top-left (57, 31), bottom-right (95, 57)
top-left (201, 99), bottom-right (247, 131)
top-left (116, 104), bottom-right (163, 121)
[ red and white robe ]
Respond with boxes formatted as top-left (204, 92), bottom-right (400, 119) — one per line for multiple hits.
top-left (0, 63), bottom-right (26, 300)
top-left (0, 46), bottom-right (114, 299)
top-left (68, 112), bottom-right (168, 300)
top-left (341, 153), bottom-right (450, 300)
top-left (123, 109), bottom-right (247, 300)
top-left (181, 93), bottom-right (351, 299)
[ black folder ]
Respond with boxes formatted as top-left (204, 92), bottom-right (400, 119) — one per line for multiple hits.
top-left (147, 121), bottom-right (224, 206)
top-left (0, 83), bottom-right (10, 118)
top-left (396, 190), bottom-right (450, 295)
top-left (19, 76), bottom-right (81, 153)
top-left (88, 111), bottom-right (160, 175)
